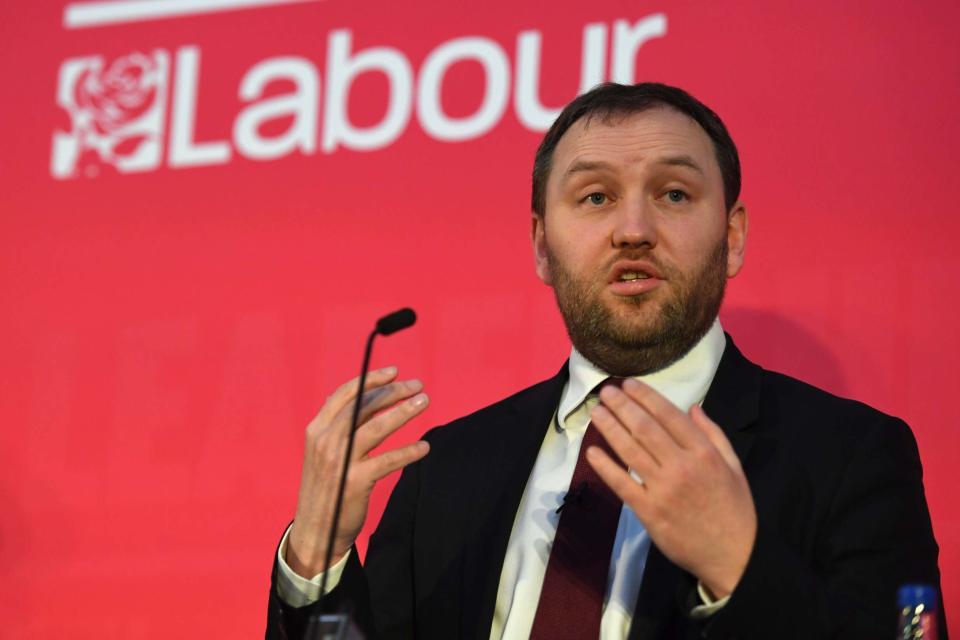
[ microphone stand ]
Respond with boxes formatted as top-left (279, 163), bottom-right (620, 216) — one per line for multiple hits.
top-left (308, 309), bottom-right (417, 639)
top-left (318, 329), bottom-right (375, 600)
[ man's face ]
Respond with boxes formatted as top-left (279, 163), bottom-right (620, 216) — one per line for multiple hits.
top-left (532, 107), bottom-right (747, 376)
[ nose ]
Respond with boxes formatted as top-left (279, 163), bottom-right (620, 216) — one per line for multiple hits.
top-left (611, 197), bottom-right (657, 249)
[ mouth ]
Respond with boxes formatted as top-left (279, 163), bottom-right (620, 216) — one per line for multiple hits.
top-left (606, 261), bottom-right (664, 297)
top-left (609, 261), bottom-right (663, 284)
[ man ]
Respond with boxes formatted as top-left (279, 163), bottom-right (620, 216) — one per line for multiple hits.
top-left (265, 83), bottom-right (945, 639)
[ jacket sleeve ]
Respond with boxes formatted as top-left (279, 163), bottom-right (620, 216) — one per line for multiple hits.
top-left (264, 540), bottom-right (373, 639)
top-left (264, 454), bottom-right (423, 640)
top-left (700, 417), bottom-right (946, 639)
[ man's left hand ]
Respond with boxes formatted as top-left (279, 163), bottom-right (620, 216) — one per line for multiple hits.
top-left (585, 378), bottom-right (757, 599)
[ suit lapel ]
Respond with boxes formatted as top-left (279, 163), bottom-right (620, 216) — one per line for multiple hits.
top-left (629, 335), bottom-right (762, 639)
top-left (701, 334), bottom-right (762, 464)
top-left (459, 365), bottom-right (569, 640)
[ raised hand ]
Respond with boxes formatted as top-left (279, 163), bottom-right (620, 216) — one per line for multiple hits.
top-left (585, 377), bottom-right (756, 599)
top-left (285, 366), bottom-right (430, 579)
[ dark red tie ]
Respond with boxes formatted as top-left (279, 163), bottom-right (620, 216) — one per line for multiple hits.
top-left (529, 379), bottom-right (625, 639)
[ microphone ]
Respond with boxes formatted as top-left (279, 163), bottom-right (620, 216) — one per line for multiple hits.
top-left (317, 309), bottom-right (418, 615)
top-left (376, 307), bottom-right (416, 336)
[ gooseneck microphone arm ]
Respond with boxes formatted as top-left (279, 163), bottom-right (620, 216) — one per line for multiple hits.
top-left (317, 308), bottom-right (417, 609)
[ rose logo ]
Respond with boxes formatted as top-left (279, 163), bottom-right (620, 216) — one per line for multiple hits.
top-left (75, 53), bottom-right (159, 137)
top-left (51, 50), bottom-right (169, 178)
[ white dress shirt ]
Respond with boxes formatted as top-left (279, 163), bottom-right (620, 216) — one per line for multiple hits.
top-left (277, 320), bottom-right (729, 637)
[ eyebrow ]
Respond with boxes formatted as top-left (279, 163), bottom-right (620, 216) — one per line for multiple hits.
top-left (562, 160), bottom-right (615, 181)
top-left (561, 155), bottom-right (705, 182)
top-left (653, 154), bottom-right (705, 175)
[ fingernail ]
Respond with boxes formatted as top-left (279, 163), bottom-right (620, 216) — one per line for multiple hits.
top-left (408, 379), bottom-right (423, 391)
top-left (382, 366), bottom-right (398, 376)
top-left (411, 393), bottom-right (429, 407)
top-left (623, 378), bottom-right (641, 391)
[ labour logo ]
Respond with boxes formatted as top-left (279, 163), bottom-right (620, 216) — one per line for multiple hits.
top-left (51, 51), bottom-right (169, 179)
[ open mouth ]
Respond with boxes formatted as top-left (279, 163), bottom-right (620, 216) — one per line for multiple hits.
top-left (607, 262), bottom-right (664, 296)
top-left (610, 261), bottom-right (662, 284)
top-left (618, 271), bottom-right (651, 282)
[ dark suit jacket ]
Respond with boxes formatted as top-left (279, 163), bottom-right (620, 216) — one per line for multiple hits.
top-left (266, 337), bottom-right (945, 639)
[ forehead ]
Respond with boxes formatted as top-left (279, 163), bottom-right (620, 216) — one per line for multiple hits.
top-left (549, 107), bottom-right (719, 181)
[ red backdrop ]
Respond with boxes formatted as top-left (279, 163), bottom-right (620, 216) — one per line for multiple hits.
top-left (1, 0), bottom-right (957, 636)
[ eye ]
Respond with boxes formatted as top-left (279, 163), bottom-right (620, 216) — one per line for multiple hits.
top-left (585, 192), bottom-right (607, 205)
top-left (665, 189), bottom-right (687, 203)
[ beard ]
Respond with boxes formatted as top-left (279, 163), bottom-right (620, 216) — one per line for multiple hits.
top-left (546, 239), bottom-right (728, 377)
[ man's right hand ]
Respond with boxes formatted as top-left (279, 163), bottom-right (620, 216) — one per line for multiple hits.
top-left (285, 366), bottom-right (430, 579)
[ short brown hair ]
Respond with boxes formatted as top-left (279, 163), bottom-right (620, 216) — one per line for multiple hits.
top-left (531, 82), bottom-right (742, 216)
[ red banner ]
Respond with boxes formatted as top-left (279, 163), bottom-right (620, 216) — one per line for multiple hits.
top-left (0, 0), bottom-right (957, 636)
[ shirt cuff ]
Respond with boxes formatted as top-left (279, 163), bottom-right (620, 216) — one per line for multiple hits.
top-left (275, 524), bottom-right (352, 608)
top-left (689, 581), bottom-right (731, 620)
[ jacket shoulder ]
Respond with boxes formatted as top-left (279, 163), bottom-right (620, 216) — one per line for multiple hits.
top-left (758, 366), bottom-right (907, 437)
top-left (716, 337), bottom-right (918, 477)
top-left (421, 366), bottom-right (568, 449)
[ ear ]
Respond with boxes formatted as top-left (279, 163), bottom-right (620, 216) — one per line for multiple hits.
top-left (531, 214), bottom-right (553, 285)
top-left (726, 201), bottom-right (748, 278)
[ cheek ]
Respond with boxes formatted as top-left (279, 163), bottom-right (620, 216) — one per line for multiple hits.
top-left (553, 217), bottom-right (610, 255)
top-left (548, 236), bottom-right (598, 279)
top-left (660, 225), bottom-right (726, 271)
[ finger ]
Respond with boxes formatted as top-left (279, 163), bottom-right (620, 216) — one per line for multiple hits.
top-left (589, 403), bottom-right (661, 476)
top-left (318, 366), bottom-right (400, 423)
top-left (354, 392), bottom-right (430, 457)
top-left (597, 385), bottom-right (678, 463)
top-left (354, 378), bottom-right (424, 425)
top-left (585, 445), bottom-right (649, 512)
top-left (356, 440), bottom-right (430, 483)
top-left (621, 378), bottom-right (707, 449)
top-left (690, 405), bottom-right (741, 470)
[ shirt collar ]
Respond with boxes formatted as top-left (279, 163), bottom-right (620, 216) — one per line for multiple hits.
top-left (557, 319), bottom-right (727, 431)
